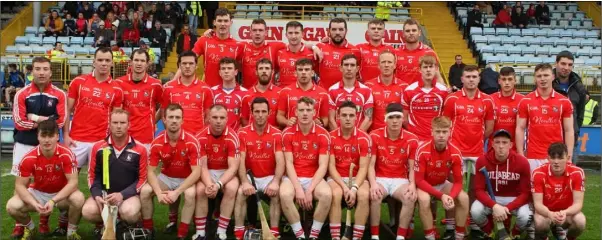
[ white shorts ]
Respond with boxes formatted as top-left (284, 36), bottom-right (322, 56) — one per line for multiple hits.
top-left (283, 176), bottom-right (313, 191)
top-left (11, 142), bottom-right (36, 176)
top-left (142, 143), bottom-right (151, 155)
top-left (470, 196), bottom-right (532, 229)
top-left (528, 159), bottom-right (548, 173)
top-left (375, 177), bottom-right (409, 197)
top-left (158, 173), bottom-right (185, 191)
top-left (27, 188), bottom-right (57, 205)
top-left (209, 169), bottom-right (226, 182)
top-left (71, 140), bottom-right (96, 168)
top-left (246, 175), bottom-right (274, 192)
top-left (432, 180), bottom-right (452, 192)
top-left (463, 157), bottom-right (478, 174)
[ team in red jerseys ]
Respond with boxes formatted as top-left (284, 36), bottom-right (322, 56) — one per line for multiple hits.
top-left (8, 8), bottom-right (589, 240)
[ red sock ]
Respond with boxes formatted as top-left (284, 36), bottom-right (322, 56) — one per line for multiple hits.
top-left (177, 222), bottom-right (189, 238)
top-left (168, 212), bottom-right (178, 224)
top-left (456, 226), bottom-right (466, 235)
top-left (482, 219), bottom-right (493, 234)
top-left (370, 225), bottom-right (379, 237)
top-left (270, 226), bottom-right (280, 238)
top-left (39, 215), bottom-right (49, 226)
top-left (425, 228), bottom-right (436, 239)
top-left (142, 219), bottom-right (154, 230)
top-left (234, 226), bottom-right (245, 240)
top-left (330, 223), bottom-right (341, 239)
top-left (503, 217), bottom-right (512, 230)
top-left (58, 214), bottom-right (68, 229)
top-left (512, 224), bottom-right (521, 236)
top-left (397, 227), bottom-right (408, 238)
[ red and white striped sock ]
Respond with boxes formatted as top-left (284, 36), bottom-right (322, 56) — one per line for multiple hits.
top-left (270, 226), bottom-right (280, 238)
top-left (352, 225), bottom-right (365, 239)
top-left (194, 217), bottom-right (207, 236)
top-left (291, 222), bottom-right (305, 238)
top-left (424, 228), bottom-right (436, 240)
top-left (330, 223), bottom-right (341, 239)
top-left (234, 226), bottom-right (245, 240)
top-left (309, 220), bottom-right (324, 238)
top-left (216, 215), bottom-right (231, 235)
top-left (168, 211), bottom-right (178, 224)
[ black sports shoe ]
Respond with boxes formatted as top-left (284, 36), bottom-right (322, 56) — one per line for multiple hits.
top-left (471, 229), bottom-right (493, 240)
top-left (442, 229), bottom-right (456, 240)
top-left (51, 226), bottom-right (68, 237)
top-left (163, 222), bottom-right (177, 234)
top-left (93, 227), bottom-right (103, 240)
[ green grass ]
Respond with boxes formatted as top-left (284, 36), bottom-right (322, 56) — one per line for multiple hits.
top-left (1, 159), bottom-right (600, 239)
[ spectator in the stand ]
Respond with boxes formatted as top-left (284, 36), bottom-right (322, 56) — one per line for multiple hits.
top-left (80, 2), bottom-right (95, 20)
top-left (3, 64), bottom-right (25, 107)
top-left (131, 11), bottom-right (144, 32)
top-left (143, 14), bottom-right (155, 38)
top-left (186, 1), bottom-right (203, 36)
top-left (62, 1), bottom-right (79, 18)
top-left (75, 12), bottom-right (88, 36)
top-left (375, 1), bottom-right (402, 21)
top-left (111, 41), bottom-right (128, 63)
top-left (582, 92), bottom-right (599, 125)
top-left (478, 64), bottom-right (499, 94)
top-left (512, 6), bottom-right (529, 29)
top-left (137, 5), bottom-right (147, 20)
top-left (553, 51), bottom-right (587, 164)
top-left (149, 3), bottom-right (164, 23)
top-left (93, 22), bottom-right (112, 47)
top-left (493, 4), bottom-right (513, 27)
top-left (465, 4), bottom-right (484, 38)
top-left (24, 65), bottom-right (33, 86)
top-left (449, 55), bottom-right (466, 91)
top-left (476, 2), bottom-right (493, 15)
top-left (162, 3), bottom-right (179, 30)
top-left (535, 1), bottom-right (551, 25)
top-left (123, 22), bottom-right (141, 47)
top-left (97, 4), bottom-right (108, 20)
top-left (150, 21), bottom-right (167, 48)
top-left (117, 12), bottom-right (129, 38)
top-left (104, 11), bottom-right (116, 29)
top-left (201, 2), bottom-right (219, 29)
top-left (88, 13), bottom-right (102, 37)
top-left (139, 40), bottom-right (157, 75)
top-left (112, 4), bottom-right (121, 16)
top-left (526, 4), bottom-right (537, 24)
top-left (44, 10), bottom-right (64, 37)
top-left (512, 2), bottom-right (523, 13)
top-left (176, 25), bottom-right (197, 54)
top-left (63, 13), bottom-right (77, 36)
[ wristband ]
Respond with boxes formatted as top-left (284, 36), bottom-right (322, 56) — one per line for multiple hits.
top-left (351, 186), bottom-right (358, 192)
top-left (217, 181), bottom-right (223, 190)
top-left (48, 199), bottom-right (55, 206)
top-left (352, 184), bottom-right (359, 189)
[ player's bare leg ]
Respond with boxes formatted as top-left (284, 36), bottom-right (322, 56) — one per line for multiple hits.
top-left (391, 184), bottom-right (416, 239)
top-left (328, 180), bottom-right (344, 239)
top-left (417, 189), bottom-right (437, 240)
top-left (565, 212), bottom-right (586, 239)
top-left (141, 182), bottom-right (168, 232)
top-left (308, 180), bottom-right (332, 238)
top-left (533, 212), bottom-right (552, 239)
top-left (280, 178), bottom-right (304, 238)
top-left (118, 196), bottom-right (142, 224)
top-left (166, 198), bottom-right (181, 233)
top-left (441, 183), bottom-right (469, 240)
top-left (6, 194), bottom-right (39, 238)
top-left (234, 186), bottom-right (249, 239)
top-left (269, 193), bottom-right (281, 230)
top-left (55, 190), bottom-right (85, 238)
top-left (369, 183), bottom-right (386, 239)
top-left (216, 178), bottom-right (240, 238)
top-left (353, 183), bottom-right (370, 239)
top-left (193, 182), bottom-right (209, 239)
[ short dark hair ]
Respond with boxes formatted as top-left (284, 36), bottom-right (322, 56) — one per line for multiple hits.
top-left (37, 119), bottom-right (59, 136)
top-left (556, 51), bottom-right (575, 63)
top-left (55, 42), bottom-right (63, 47)
top-left (295, 58), bottom-right (313, 68)
top-left (215, 7), bottom-right (232, 19)
top-left (256, 58), bottom-right (273, 70)
top-left (285, 21), bottom-right (303, 31)
top-left (367, 18), bottom-right (385, 27)
top-left (251, 97), bottom-right (270, 112)
top-left (462, 65), bottom-right (480, 74)
top-left (455, 54), bottom-right (462, 58)
top-left (297, 96), bottom-right (315, 106)
top-left (8, 63), bottom-right (17, 70)
top-left (386, 103), bottom-right (403, 113)
top-left (94, 47), bottom-right (112, 59)
top-left (219, 57), bottom-right (237, 69)
top-left (338, 101), bottom-right (357, 112)
top-left (341, 54), bottom-right (358, 65)
top-left (32, 57), bottom-right (51, 68)
top-left (403, 19), bottom-right (420, 30)
top-left (251, 18), bottom-right (267, 27)
top-left (499, 67), bottom-right (516, 77)
top-left (164, 103), bottom-right (184, 116)
top-left (131, 48), bottom-right (150, 62)
top-left (329, 18), bottom-right (347, 29)
top-left (25, 64), bottom-right (33, 71)
top-left (534, 63), bottom-right (553, 73)
top-left (178, 50), bottom-right (198, 65)
top-left (547, 142), bottom-right (568, 159)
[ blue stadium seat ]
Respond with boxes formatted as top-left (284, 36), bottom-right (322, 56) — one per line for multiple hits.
top-left (522, 70), bottom-right (535, 84)
top-left (483, 27), bottom-right (495, 35)
top-left (585, 58), bottom-right (601, 66)
top-left (123, 48), bottom-right (133, 56)
top-left (246, 12), bottom-right (259, 18)
top-left (73, 46), bottom-right (88, 55)
top-left (56, 36), bottom-right (70, 46)
top-left (261, 5), bottom-right (273, 10)
top-left (529, 57), bottom-right (543, 64)
top-left (570, 19), bottom-right (582, 27)
top-left (521, 28), bottom-right (534, 37)
top-left (499, 55), bottom-right (514, 64)
top-left (527, 37), bottom-right (542, 46)
top-left (507, 46), bottom-right (522, 55)
top-left (457, 9), bottom-right (468, 18)
top-left (5, 46), bottom-right (17, 54)
top-left (573, 31), bottom-right (586, 38)
top-left (508, 28), bottom-right (521, 36)
top-left (17, 45), bottom-right (31, 54)
top-left (551, 12), bottom-right (562, 19)
top-left (583, 19), bottom-right (593, 28)
top-left (475, 43), bottom-right (488, 52)
top-left (348, 7), bottom-right (360, 13)
top-left (541, 37), bottom-right (557, 46)
top-left (555, 38), bottom-right (568, 47)
top-left (481, 45), bottom-right (495, 54)
top-left (32, 46), bottom-right (47, 54)
top-left (576, 49), bottom-right (590, 58)
top-left (84, 37), bottom-right (94, 46)
top-left (485, 55), bottom-right (500, 64)
top-left (522, 46), bottom-right (535, 55)
top-left (248, 5), bottom-right (260, 11)
top-left (564, 12), bottom-right (575, 19)
top-left (235, 5), bottom-right (247, 11)
top-left (574, 58), bottom-right (585, 65)
top-left (501, 37), bottom-right (515, 45)
top-left (567, 39), bottom-right (581, 47)
top-left (575, 12), bottom-right (585, 19)
top-left (361, 14), bottom-right (373, 20)
top-left (487, 36), bottom-right (502, 45)
top-left (470, 27), bottom-right (482, 36)
top-left (585, 31), bottom-right (599, 39)
top-left (495, 27), bottom-right (508, 36)
top-left (336, 13), bottom-right (347, 18)
top-left (533, 28), bottom-right (547, 37)
top-left (38, 27), bottom-right (46, 36)
top-left (29, 36), bottom-right (43, 46)
top-left (15, 36), bottom-right (28, 45)
top-left (323, 7), bottom-right (335, 12)
top-left (591, 48), bottom-right (601, 57)
top-left (348, 13), bottom-right (361, 20)
top-left (559, 29), bottom-right (574, 38)
top-left (515, 56), bottom-right (529, 64)
top-left (473, 35), bottom-right (487, 44)
top-left (545, 29), bottom-right (559, 37)
top-left (543, 57), bottom-right (556, 64)
top-left (25, 26), bottom-right (38, 35)
top-left (558, 19), bottom-right (569, 28)
top-left (260, 12), bottom-right (272, 19)
top-left (494, 46), bottom-right (507, 55)
top-left (535, 46), bottom-right (549, 56)
top-left (335, 7), bottom-right (348, 12)
top-left (360, 7), bottom-right (373, 13)
top-left (568, 5), bottom-right (578, 12)
top-left (71, 37), bottom-right (83, 46)
top-left (62, 46), bottom-right (75, 55)
top-left (88, 46), bottom-right (97, 54)
top-left (514, 36), bottom-right (528, 45)
top-left (396, 9), bottom-right (409, 15)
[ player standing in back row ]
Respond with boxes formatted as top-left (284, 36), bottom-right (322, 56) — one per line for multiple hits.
top-left (211, 57), bottom-right (250, 131)
top-left (316, 18), bottom-right (361, 89)
top-left (394, 19), bottom-right (443, 85)
top-left (489, 67), bottom-right (524, 151)
top-left (365, 51), bottom-right (406, 131)
top-left (356, 19), bottom-right (395, 82)
top-left (276, 21), bottom-right (321, 87)
top-left (516, 63), bottom-right (574, 172)
top-left (241, 59), bottom-right (282, 128)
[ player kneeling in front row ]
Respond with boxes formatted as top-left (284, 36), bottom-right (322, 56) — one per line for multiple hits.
top-left (280, 97), bottom-right (333, 239)
top-left (470, 129), bottom-right (533, 240)
top-left (195, 104), bottom-right (241, 240)
top-left (82, 109), bottom-right (148, 239)
top-left (7, 120), bottom-right (84, 240)
top-left (368, 103), bottom-right (419, 240)
top-left (328, 101), bottom-right (372, 240)
top-left (234, 97), bottom-right (285, 239)
top-left (140, 104), bottom-right (203, 239)
top-left (532, 143), bottom-right (586, 240)
top-left (415, 116), bottom-right (469, 240)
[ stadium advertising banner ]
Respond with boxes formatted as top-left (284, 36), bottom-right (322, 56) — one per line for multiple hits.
top-left (230, 19), bottom-right (405, 45)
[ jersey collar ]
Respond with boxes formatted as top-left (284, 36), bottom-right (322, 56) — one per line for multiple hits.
top-left (337, 127), bottom-right (358, 137)
top-left (498, 90), bottom-right (517, 100)
top-left (253, 83), bottom-right (275, 93)
top-left (295, 82), bottom-right (316, 91)
top-left (106, 135), bottom-right (135, 148)
top-left (384, 127), bottom-right (404, 139)
top-left (128, 73), bottom-right (149, 83)
top-left (547, 163), bottom-right (570, 177)
top-left (328, 39), bottom-right (350, 48)
top-left (295, 122), bottom-right (316, 133)
top-left (250, 123), bottom-right (272, 134)
top-left (535, 89), bottom-right (557, 98)
top-left (461, 88), bottom-right (482, 99)
top-left (36, 145), bottom-right (60, 157)
top-left (91, 70), bottom-right (113, 83)
top-left (176, 75), bottom-right (199, 86)
top-left (163, 130), bottom-right (186, 143)
top-left (377, 76), bottom-right (399, 85)
top-left (286, 43), bottom-right (307, 52)
top-left (338, 80), bottom-right (360, 90)
top-left (418, 78), bottom-right (437, 88)
top-left (206, 126), bottom-right (229, 137)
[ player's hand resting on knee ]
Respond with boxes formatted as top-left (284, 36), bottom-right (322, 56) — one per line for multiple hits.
top-left (370, 184), bottom-right (385, 201)
top-left (206, 183), bottom-right (219, 198)
top-left (242, 182), bottom-right (257, 196)
top-left (405, 185), bottom-right (417, 202)
top-left (303, 190), bottom-right (314, 210)
top-left (345, 188), bottom-right (357, 207)
top-left (441, 194), bottom-right (455, 210)
top-left (492, 204), bottom-right (510, 222)
top-left (264, 181), bottom-right (279, 197)
top-left (158, 192), bottom-right (172, 204)
top-left (295, 188), bottom-right (306, 209)
top-left (106, 193), bottom-right (124, 206)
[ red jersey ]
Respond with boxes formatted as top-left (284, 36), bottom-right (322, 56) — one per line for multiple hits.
top-left (18, 145), bottom-right (77, 194)
top-left (517, 90), bottom-right (573, 159)
top-left (275, 44), bottom-right (316, 87)
top-left (197, 127), bottom-right (240, 170)
top-left (414, 141), bottom-right (463, 199)
top-left (115, 74), bottom-right (163, 144)
top-left (364, 77), bottom-right (407, 130)
top-left (277, 83), bottom-right (334, 120)
top-left (239, 41), bottom-right (286, 89)
top-left (443, 89), bottom-right (495, 158)
top-left (282, 123), bottom-right (330, 178)
top-left (68, 73), bottom-right (123, 142)
top-left (328, 81), bottom-right (374, 128)
top-left (316, 40), bottom-right (361, 89)
top-left (474, 150), bottom-right (531, 211)
top-left (238, 124), bottom-right (283, 178)
top-left (329, 127), bottom-right (371, 177)
top-left (402, 80), bottom-right (448, 141)
top-left (161, 77), bottom-right (214, 135)
top-left (192, 35), bottom-right (241, 86)
top-left (370, 128), bottom-right (419, 178)
top-left (211, 84), bottom-right (250, 131)
top-left (394, 43), bottom-right (439, 85)
top-left (241, 84), bottom-right (282, 127)
top-left (149, 130), bottom-right (202, 178)
top-left (356, 42), bottom-right (394, 82)
top-left (490, 91), bottom-right (524, 150)
top-left (531, 163), bottom-right (585, 211)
